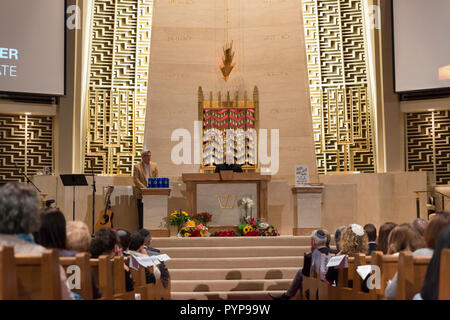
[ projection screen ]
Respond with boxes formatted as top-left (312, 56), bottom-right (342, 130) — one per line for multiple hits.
top-left (393, 0), bottom-right (450, 93)
top-left (0, 0), bottom-right (65, 96)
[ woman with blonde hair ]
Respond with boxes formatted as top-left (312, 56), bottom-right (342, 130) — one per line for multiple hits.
top-left (66, 220), bottom-right (91, 252)
top-left (325, 224), bottom-right (368, 285)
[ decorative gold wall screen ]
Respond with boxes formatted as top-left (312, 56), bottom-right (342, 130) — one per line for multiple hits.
top-left (302, 0), bottom-right (376, 173)
top-left (84, 0), bottom-right (153, 175)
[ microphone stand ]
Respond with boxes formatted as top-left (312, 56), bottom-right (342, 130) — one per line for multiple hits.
top-left (91, 165), bottom-right (96, 236)
top-left (16, 163), bottom-right (41, 193)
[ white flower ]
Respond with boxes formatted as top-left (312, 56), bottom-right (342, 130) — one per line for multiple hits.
top-left (350, 224), bottom-right (364, 236)
top-left (258, 222), bottom-right (269, 229)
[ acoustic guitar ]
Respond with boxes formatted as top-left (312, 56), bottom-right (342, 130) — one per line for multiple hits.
top-left (94, 186), bottom-right (114, 232)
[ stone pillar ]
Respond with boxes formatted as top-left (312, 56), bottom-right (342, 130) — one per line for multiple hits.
top-left (142, 188), bottom-right (171, 237)
top-left (292, 185), bottom-right (324, 235)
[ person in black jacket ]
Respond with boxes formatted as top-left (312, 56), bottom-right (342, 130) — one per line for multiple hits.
top-left (269, 229), bottom-right (330, 300)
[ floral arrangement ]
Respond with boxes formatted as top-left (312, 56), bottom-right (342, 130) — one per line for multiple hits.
top-left (193, 212), bottom-right (212, 226)
top-left (211, 230), bottom-right (240, 237)
top-left (238, 216), bottom-right (279, 237)
top-left (169, 209), bottom-right (192, 232)
top-left (179, 220), bottom-right (208, 237)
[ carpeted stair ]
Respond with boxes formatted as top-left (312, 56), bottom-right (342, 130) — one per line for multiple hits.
top-left (151, 236), bottom-right (310, 300)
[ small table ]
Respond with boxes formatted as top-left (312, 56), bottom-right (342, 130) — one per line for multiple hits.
top-left (141, 188), bottom-right (171, 234)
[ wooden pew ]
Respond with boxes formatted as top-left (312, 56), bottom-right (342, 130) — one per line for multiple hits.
top-left (439, 248), bottom-right (450, 300)
top-left (15, 249), bottom-right (62, 299)
top-left (130, 266), bottom-right (151, 300)
top-left (59, 252), bottom-right (93, 300)
top-left (0, 246), bottom-right (18, 299)
top-left (371, 251), bottom-right (398, 298)
top-left (397, 251), bottom-right (431, 300)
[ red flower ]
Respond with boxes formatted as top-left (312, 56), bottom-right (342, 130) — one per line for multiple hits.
top-left (249, 218), bottom-right (256, 227)
top-left (244, 231), bottom-right (259, 236)
top-left (190, 229), bottom-right (201, 237)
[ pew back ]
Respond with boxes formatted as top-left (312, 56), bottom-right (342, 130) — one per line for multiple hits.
top-left (439, 249), bottom-right (450, 300)
top-left (0, 246), bottom-right (18, 299)
top-left (60, 252), bottom-right (93, 300)
top-left (15, 249), bottom-right (61, 299)
top-left (397, 251), bottom-right (431, 300)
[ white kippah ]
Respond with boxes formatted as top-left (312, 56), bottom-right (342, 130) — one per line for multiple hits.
top-left (351, 224), bottom-right (364, 236)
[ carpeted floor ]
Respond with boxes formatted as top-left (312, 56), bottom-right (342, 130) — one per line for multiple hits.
top-left (152, 236), bottom-right (310, 300)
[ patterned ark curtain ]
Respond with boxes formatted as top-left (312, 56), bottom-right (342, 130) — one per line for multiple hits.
top-left (199, 87), bottom-right (259, 170)
top-left (84, 0), bottom-right (153, 175)
top-left (302, 0), bottom-right (376, 173)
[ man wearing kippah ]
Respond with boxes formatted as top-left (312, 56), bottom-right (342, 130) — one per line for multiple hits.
top-left (269, 229), bottom-right (332, 300)
top-left (133, 150), bottom-right (159, 230)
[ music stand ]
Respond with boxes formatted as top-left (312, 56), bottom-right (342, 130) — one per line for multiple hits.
top-left (60, 174), bottom-right (88, 221)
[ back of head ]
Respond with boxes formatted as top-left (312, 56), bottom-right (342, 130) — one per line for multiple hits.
top-left (424, 211), bottom-right (450, 249)
top-left (34, 208), bottom-right (67, 250)
top-left (89, 228), bottom-right (117, 258)
top-left (0, 182), bottom-right (40, 234)
top-left (334, 226), bottom-right (346, 252)
top-left (310, 229), bottom-right (328, 248)
top-left (116, 229), bottom-right (131, 250)
top-left (412, 218), bottom-right (428, 237)
top-left (138, 228), bottom-right (151, 246)
top-left (66, 221), bottom-right (91, 252)
top-left (421, 225), bottom-right (450, 300)
top-left (339, 224), bottom-right (368, 255)
top-left (363, 224), bottom-right (377, 242)
top-left (387, 223), bottom-right (426, 254)
top-left (128, 232), bottom-right (145, 251)
top-left (377, 222), bottom-right (397, 254)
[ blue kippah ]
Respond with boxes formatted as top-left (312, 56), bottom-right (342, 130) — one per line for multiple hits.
top-left (316, 230), bottom-right (326, 239)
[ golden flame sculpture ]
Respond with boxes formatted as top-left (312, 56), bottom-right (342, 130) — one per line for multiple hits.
top-left (220, 41), bottom-right (235, 81)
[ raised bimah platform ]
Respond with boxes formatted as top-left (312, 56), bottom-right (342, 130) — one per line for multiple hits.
top-left (182, 172), bottom-right (271, 226)
top-left (141, 188), bottom-right (171, 237)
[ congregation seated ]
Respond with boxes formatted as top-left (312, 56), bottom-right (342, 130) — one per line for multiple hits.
top-left (420, 225), bottom-right (450, 300)
top-left (0, 182), bottom-right (74, 300)
top-left (385, 213), bottom-right (450, 299)
top-left (90, 228), bottom-right (135, 292)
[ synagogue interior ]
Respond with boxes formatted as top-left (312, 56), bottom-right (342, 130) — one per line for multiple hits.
top-left (0, 0), bottom-right (449, 301)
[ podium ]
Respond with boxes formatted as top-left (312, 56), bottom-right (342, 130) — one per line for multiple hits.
top-left (60, 174), bottom-right (88, 221)
top-left (141, 188), bottom-right (171, 235)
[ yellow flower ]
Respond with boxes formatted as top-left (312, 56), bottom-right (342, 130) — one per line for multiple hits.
top-left (186, 220), bottom-right (195, 227)
top-left (243, 225), bottom-right (253, 234)
top-left (182, 211), bottom-right (188, 216)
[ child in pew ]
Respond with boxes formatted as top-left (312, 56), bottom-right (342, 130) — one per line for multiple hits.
top-left (66, 220), bottom-right (102, 299)
top-left (90, 228), bottom-right (135, 292)
top-left (377, 222), bottom-right (397, 254)
top-left (385, 213), bottom-right (450, 299)
top-left (325, 224), bottom-right (368, 286)
top-left (0, 183), bottom-right (74, 300)
top-left (420, 225), bottom-right (450, 300)
top-left (139, 228), bottom-right (171, 288)
top-left (126, 231), bottom-right (159, 284)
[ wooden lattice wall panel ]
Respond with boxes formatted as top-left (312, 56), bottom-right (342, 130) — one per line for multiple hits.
top-left (407, 111), bottom-right (450, 185)
top-left (0, 115), bottom-right (53, 182)
top-left (302, 0), bottom-right (375, 173)
top-left (85, 0), bottom-right (153, 175)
